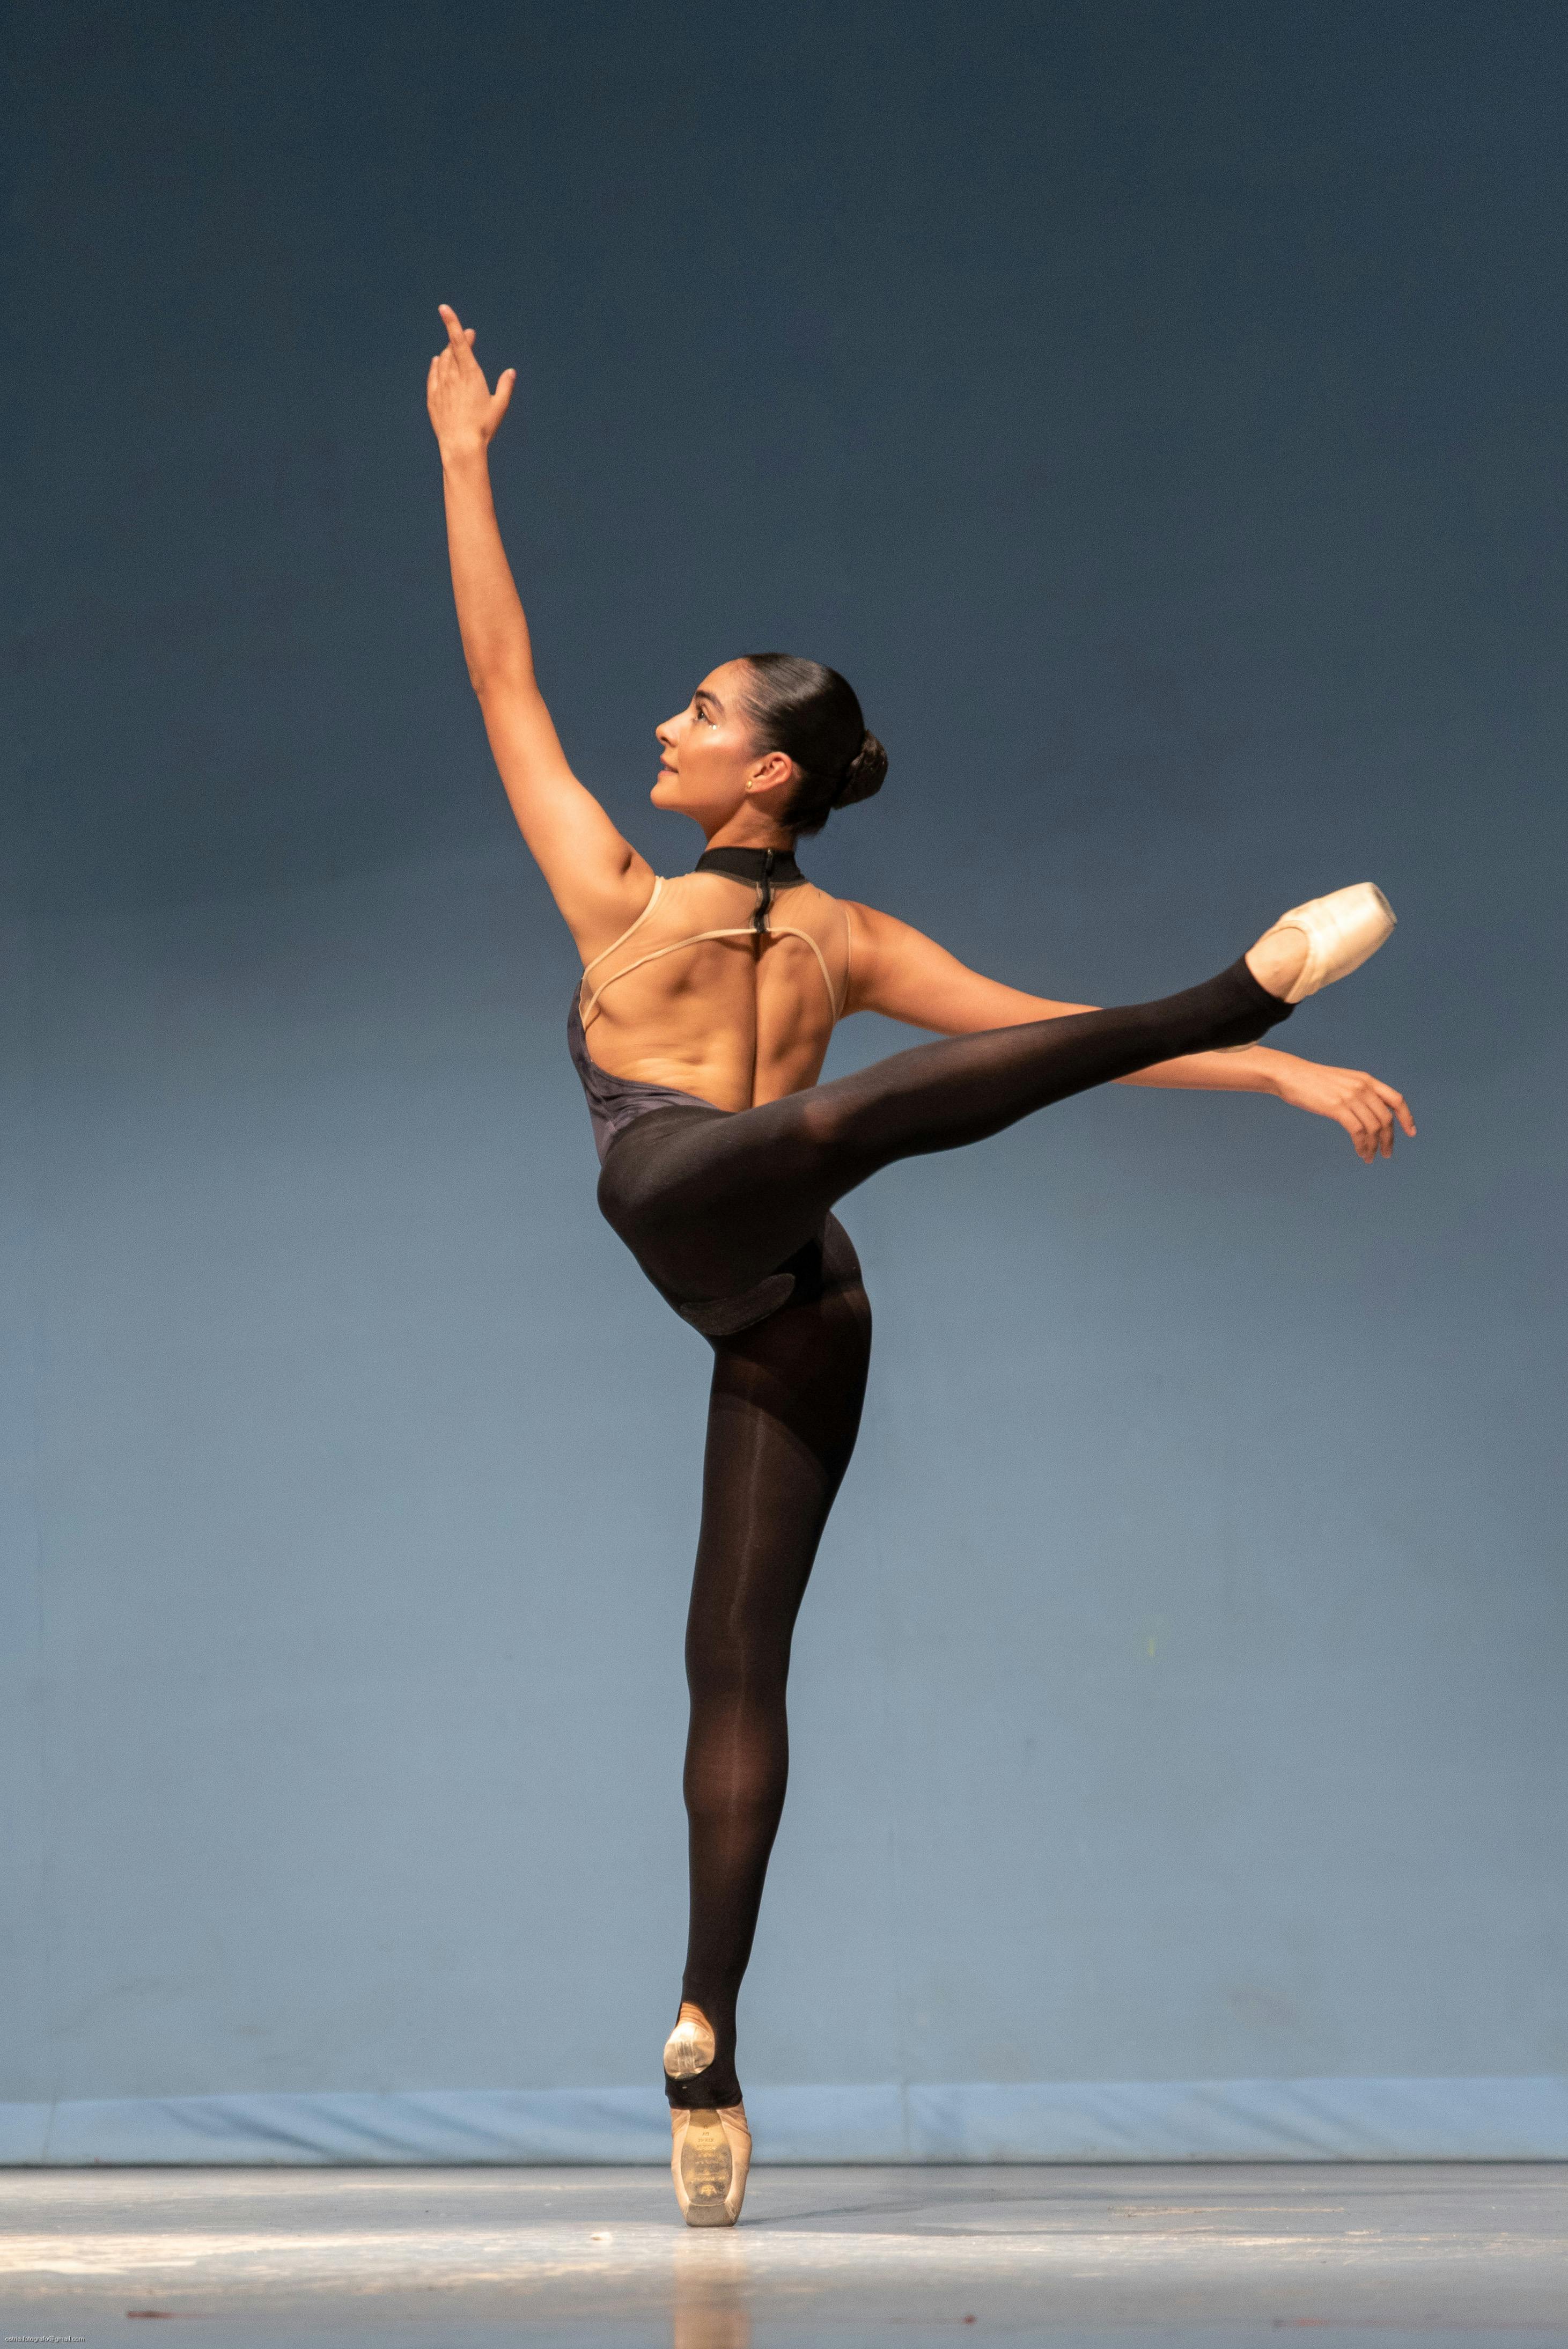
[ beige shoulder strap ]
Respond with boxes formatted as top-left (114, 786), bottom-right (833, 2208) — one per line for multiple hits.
top-left (763, 923), bottom-right (842, 1021)
top-left (577, 877), bottom-right (664, 1018)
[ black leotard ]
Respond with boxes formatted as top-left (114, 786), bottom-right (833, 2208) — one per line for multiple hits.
top-left (569, 848), bottom-right (1293, 2109)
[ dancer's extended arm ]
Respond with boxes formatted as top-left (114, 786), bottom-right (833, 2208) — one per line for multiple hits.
top-left (844, 902), bottom-right (1414, 1162)
top-left (426, 304), bottom-right (652, 953)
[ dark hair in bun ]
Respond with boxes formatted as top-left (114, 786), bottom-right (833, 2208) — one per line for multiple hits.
top-left (738, 652), bottom-right (888, 837)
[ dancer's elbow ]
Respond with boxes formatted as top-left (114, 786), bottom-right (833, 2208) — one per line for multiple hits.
top-left (469, 651), bottom-right (535, 704)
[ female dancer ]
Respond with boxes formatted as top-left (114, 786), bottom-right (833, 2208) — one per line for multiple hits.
top-left (426, 305), bottom-right (1413, 2226)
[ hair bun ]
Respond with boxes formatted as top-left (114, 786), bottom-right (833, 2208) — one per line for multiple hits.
top-left (833, 729), bottom-right (888, 810)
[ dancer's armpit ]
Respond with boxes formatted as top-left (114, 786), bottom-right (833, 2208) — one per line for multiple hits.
top-left (842, 901), bottom-right (1093, 1032)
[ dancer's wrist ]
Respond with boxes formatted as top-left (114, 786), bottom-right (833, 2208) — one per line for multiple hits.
top-left (1209, 1044), bottom-right (1290, 1094)
top-left (439, 435), bottom-right (492, 476)
top-left (1249, 1047), bottom-right (1293, 1098)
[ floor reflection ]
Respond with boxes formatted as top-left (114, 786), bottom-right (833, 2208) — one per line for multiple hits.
top-left (672, 2229), bottom-right (750, 2348)
top-left (671, 2308), bottom-right (749, 2349)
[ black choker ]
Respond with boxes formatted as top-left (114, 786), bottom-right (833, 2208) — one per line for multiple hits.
top-left (694, 845), bottom-right (805, 889)
top-left (694, 844), bottom-right (805, 933)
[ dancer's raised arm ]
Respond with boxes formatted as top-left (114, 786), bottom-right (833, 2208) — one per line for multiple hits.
top-left (845, 900), bottom-right (1415, 1162)
top-left (427, 305), bottom-right (652, 953)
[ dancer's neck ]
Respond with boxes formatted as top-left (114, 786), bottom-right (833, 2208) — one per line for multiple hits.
top-left (694, 845), bottom-right (806, 889)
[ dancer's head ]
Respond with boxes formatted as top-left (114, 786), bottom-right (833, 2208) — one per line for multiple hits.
top-left (654, 655), bottom-right (887, 842)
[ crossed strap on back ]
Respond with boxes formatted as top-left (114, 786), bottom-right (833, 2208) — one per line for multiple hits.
top-left (577, 874), bottom-right (850, 1029)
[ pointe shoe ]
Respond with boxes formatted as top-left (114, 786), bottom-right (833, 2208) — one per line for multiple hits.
top-left (664, 2006), bottom-right (717, 2080)
top-left (1250, 882), bottom-right (1396, 1004)
top-left (671, 2101), bottom-right (752, 2227)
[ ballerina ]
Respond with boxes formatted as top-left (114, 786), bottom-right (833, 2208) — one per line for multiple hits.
top-left (426, 303), bottom-right (1413, 2225)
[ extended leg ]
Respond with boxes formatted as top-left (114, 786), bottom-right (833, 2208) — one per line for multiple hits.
top-left (667, 1218), bottom-right (872, 2110)
top-left (602, 955), bottom-right (1291, 1312)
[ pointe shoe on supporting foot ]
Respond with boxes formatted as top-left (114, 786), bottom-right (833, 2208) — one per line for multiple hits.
top-left (1248, 882), bottom-right (1396, 1004)
top-left (663, 2005), bottom-right (717, 2080)
top-left (671, 2102), bottom-right (752, 2227)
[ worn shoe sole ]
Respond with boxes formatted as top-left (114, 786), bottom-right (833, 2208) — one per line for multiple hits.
top-left (672, 2103), bottom-right (751, 2228)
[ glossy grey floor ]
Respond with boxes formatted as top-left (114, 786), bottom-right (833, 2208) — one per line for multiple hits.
top-left (1, 2162), bottom-right (1564, 2346)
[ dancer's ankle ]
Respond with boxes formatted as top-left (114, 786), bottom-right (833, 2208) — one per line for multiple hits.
top-left (664, 1997), bottom-right (742, 2108)
top-left (667, 2066), bottom-right (743, 2109)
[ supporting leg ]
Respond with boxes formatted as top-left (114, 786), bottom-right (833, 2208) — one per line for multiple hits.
top-left (667, 1219), bottom-right (872, 2110)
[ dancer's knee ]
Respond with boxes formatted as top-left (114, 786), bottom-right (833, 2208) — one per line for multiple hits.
top-left (797, 1085), bottom-right (870, 1161)
top-left (685, 1648), bottom-right (790, 1717)
top-left (683, 1734), bottom-right (788, 1829)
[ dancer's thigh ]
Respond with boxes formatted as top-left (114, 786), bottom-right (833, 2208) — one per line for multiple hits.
top-left (706, 1216), bottom-right (872, 1486)
top-left (690, 1217), bottom-right (873, 1661)
top-left (598, 1098), bottom-right (851, 1303)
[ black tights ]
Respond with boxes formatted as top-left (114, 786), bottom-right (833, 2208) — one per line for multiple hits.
top-left (595, 957), bottom-right (1291, 2109)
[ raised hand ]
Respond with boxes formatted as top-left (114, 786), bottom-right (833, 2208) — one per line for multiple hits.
top-left (1271, 1056), bottom-right (1417, 1162)
top-left (426, 303), bottom-right (516, 458)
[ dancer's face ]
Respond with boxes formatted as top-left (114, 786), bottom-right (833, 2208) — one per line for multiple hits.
top-left (653, 662), bottom-right (796, 835)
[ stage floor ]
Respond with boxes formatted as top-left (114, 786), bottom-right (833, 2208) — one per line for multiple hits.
top-left (1, 2160), bottom-right (1564, 2345)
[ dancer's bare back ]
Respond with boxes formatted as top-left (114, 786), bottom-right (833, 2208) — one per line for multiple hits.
top-left (575, 864), bottom-right (851, 1107)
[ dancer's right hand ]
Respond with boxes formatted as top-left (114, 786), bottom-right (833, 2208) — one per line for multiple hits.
top-left (426, 304), bottom-right (516, 459)
top-left (1270, 1056), bottom-right (1416, 1162)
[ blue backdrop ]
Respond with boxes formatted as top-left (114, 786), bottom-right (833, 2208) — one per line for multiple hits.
top-left (3, 0), bottom-right (1565, 2161)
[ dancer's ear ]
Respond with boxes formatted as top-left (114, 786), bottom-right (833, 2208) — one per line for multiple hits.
top-left (743, 749), bottom-right (795, 798)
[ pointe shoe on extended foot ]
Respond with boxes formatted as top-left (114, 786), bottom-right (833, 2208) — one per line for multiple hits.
top-left (1247, 882), bottom-right (1396, 1004)
top-left (663, 2004), bottom-right (717, 2081)
top-left (671, 2102), bottom-right (751, 2227)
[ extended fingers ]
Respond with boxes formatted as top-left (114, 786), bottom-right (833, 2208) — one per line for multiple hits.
top-left (1358, 1084), bottom-right (1396, 1157)
top-left (1300, 1063), bottom-right (1414, 1163)
top-left (1341, 1079), bottom-right (1399, 1161)
top-left (1356, 1075), bottom-right (1410, 1157)
top-left (1339, 1106), bottom-right (1376, 1162)
top-left (1371, 1076), bottom-right (1417, 1136)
